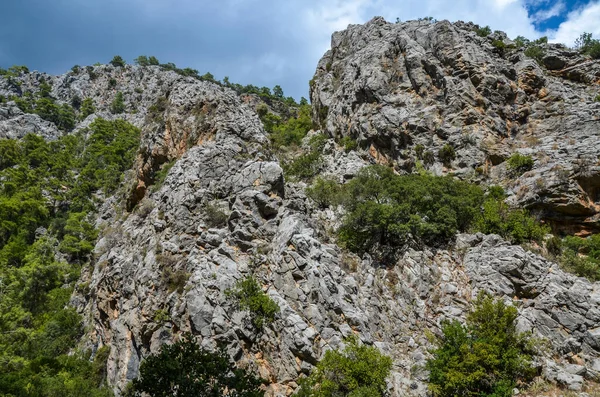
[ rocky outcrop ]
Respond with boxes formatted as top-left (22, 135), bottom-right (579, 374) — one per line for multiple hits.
top-left (3, 17), bottom-right (600, 397)
top-left (310, 17), bottom-right (600, 234)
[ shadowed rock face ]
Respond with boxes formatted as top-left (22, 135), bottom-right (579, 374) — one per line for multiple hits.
top-left (3, 18), bottom-right (600, 396)
top-left (310, 17), bottom-right (600, 234)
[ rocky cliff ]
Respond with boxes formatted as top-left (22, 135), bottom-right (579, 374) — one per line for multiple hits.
top-left (1, 16), bottom-right (600, 396)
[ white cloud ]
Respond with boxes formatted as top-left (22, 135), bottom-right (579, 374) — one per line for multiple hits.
top-left (550, 1), bottom-right (600, 45)
top-left (532, 1), bottom-right (565, 22)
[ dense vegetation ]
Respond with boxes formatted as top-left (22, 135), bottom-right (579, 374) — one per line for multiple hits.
top-left (126, 334), bottom-right (263, 397)
top-left (552, 234), bottom-right (600, 281)
top-left (426, 293), bottom-right (536, 397)
top-left (11, 80), bottom-right (77, 131)
top-left (307, 166), bottom-right (546, 260)
top-left (0, 118), bottom-right (140, 396)
top-left (298, 336), bottom-right (392, 396)
top-left (225, 276), bottom-right (280, 329)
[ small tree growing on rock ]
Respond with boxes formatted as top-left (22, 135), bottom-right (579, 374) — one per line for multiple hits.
top-left (297, 336), bottom-right (392, 396)
top-left (426, 292), bottom-right (536, 397)
top-left (127, 333), bottom-right (263, 397)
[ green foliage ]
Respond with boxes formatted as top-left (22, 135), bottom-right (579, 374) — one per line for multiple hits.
top-left (307, 168), bottom-right (547, 259)
top-left (268, 104), bottom-right (312, 148)
top-left (306, 177), bottom-right (344, 208)
top-left (558, 235), bottom-right (600, 280)
top-left (148, 56), bottom-right (160, 65)
top-left (594, 94), bottom-right (600, 102)
top-left (475, 25), bottom-right (491, 37)
top-left (575, 32), bottom-right (600, 59)
top-left (507, 153), bottom-right (534, 175)
top-left (80, 97), bottom-right (96, 119)
top-left (514, 36), bottom-right (530, 48)
top-left (474, 196), bottom-right (548, 244)
top-left (162, 268), bottom-right (190, 293)
top-left (283, 134), bottom-right (326, 179)
top-left (0, 118), bottom-right (139, 395)
top-left (339, 136), bottom-right (358, 152)
top-left (204, 203), bottom-right (229, 228)
top-left (414, 144), bottom-right (425, 159)
top-left (12, 87), bottom-right (77, 131)
top-left (426, 292), bottom-right (536, 397)
top-left (134, 55), bottom-right (150, 66)
top-left (110, 55), bottom-right (126, 67)
top-left (128, 334), bottom-right (262, 397)
top-left (0, 65), bottom-right (29, 77)
top-left (492, 39), bottom-right (506, 54)
top-left (150, 160), bottom-right (176, 192)
top-left (226, 276), bottom-right (280, 329)
top-left (297, 336), bottom-right (392, 397)
top-left (335, 166), bottom-right (483, 257)
top-left (524, 45), bottom-right (545, 64)
top-left (110, 92), bottom-right (125, 114)
top-left (438, 144), bottom-right (456, 167)
top-left (58, 211), bottom-right (98, 261)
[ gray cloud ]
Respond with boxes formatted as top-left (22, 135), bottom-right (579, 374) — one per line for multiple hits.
top-left (0, 0), bottom-right (593, 99)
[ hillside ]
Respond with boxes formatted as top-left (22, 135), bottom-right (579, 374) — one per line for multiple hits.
top-left (1, 17), bottom-right (600, 397)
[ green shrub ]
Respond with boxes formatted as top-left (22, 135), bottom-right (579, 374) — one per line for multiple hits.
top-left (337, 165), bottom-right (484, 257)
top-left (148, 56), bottom-right (160, 65)
top-left (307, 167), bottom-right (547, 259)
top-left (128, 334), bottom-right (262, 397)
top-left (475, 25), bottom-right (491, 37)
top-left (438, 144), bottom-right (456, 167)
top-left (80, 97), bottom-right (96, 119)
top-left (108, 78), bottom-right (117, 88)
top-left (595, 94), bottom-right (600, 102)
top-left (297, 336), bottom-right (392, 397)
top-left (110, 92), bottom-right (125, 114)
top-left (269, 104), bottom-right (312, 148)
top-left (559, 235), bottom-right (600, 280)
top-left (507, 153), bottom-right (534, 175)
top-left (524, 46), bottom-right (545, 64)
top-left (134, 55), bottom-right (149, 66)
top-left (226, 276), bottom-right (280, 329)
top-left (514, 36), bottom-right (530, 48)
top-left (475, 199), bottom-right (548, 244)
top-left (426, 292), bottom-right (536, 397)
top-left (414, 144), bottom-right (425, 159)
top-left (163, 268), bottom-right (190, 293)
top-left (339, 136), bottom-right (358, 152)
top-left (204, 203), bottom-right (228, 228)
top-left (306, 177), bottom-right (344, 208)
top-left (283, 134), bottom-right (327, 180)
top-left (492, 39), bottom-right (505, 49)
top-left (423, 150), bottom-right (435, 165)
top-left (109, 55), bottom-right (126, 67)
top-left (148, 96), bottom-right (168, 121)
top-left (151, 160), bottom-right (176, 192)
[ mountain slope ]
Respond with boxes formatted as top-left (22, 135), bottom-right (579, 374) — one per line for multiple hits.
top-left (1, 17), bottom-right (600, 397)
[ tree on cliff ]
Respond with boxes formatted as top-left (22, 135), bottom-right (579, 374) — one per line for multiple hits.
top-left (126, 334), bottom-right (263, 397)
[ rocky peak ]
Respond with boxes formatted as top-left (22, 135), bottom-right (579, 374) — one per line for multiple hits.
top-left (310, 17), bottom-right (600, 234)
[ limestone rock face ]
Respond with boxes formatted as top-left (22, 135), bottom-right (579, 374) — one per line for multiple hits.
top-left (310, 17), bottom-right (600, 234)
top-left (3, 17), bottom-right (600, 397)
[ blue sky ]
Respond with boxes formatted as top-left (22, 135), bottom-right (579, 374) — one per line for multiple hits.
top-left (1, 0), bottom-right (599, 100)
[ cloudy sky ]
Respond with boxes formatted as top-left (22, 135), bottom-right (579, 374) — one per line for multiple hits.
top-left (1, 0), bottom-right (599, 99)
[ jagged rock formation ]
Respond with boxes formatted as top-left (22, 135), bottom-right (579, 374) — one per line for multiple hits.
top-left (310, 17), bottom-right (600, 235)
top-left (2, 16), bottom-right (600, 397)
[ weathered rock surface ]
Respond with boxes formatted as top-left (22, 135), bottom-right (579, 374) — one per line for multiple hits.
top-left (310, 17), bottom-right (600, 234)
top-left (2, 17), bottom-right (600, 397)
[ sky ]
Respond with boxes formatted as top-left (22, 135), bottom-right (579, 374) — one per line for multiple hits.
top-left (1, 0), bottom-right (599, 100)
